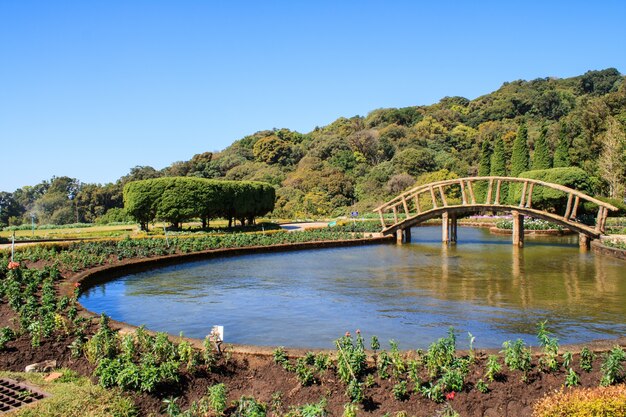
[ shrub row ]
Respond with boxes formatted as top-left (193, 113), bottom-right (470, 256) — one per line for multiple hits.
top-left (123, 177), bottom-right (275, 231)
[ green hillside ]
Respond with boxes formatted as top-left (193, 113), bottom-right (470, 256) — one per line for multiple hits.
top-left (1, 68), bottom-right (625, 226)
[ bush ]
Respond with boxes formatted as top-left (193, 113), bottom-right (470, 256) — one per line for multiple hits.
top-left (95, 208), bottom-right (134, 225)
top-left (508, 167), bottom-right (592, 213)
top-left (123, 177), bottom-right (275, 230)
top-left (533, 385), bottom-right (626, 417)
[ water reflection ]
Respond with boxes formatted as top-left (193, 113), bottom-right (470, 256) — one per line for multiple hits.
top-left (79, 227), bottom-right (626, 349)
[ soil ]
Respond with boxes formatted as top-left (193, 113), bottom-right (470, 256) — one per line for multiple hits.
top-left (1, 250), bottom-right (625, 417)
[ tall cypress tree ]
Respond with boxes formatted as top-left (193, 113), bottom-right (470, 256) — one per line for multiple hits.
top-left (553, 122), bottom-right (571, 168)
top-left (511, 121), bottom-right (530, 176)
top-left (478, 140), bottom-right (492, 176)
top-left (490, 136), bottom-right (507, 176)
top-left (476, 140), bottom-right (492, 202)
top-left (532, 125), bottom-right (552, 170)
top-left (490, 136), bottom-right (508, 202)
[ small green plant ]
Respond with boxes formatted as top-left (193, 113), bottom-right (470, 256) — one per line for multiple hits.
top-left (0, 327), bottom-right (15, 350)
top-left (270, 391), bottom-right (283, 415)
top-left (580, 346), bottom-right (595, 372)
top-left (562, 351), bottom-right (573, 369)
top-left (162, 397), bottom-right (182, 416)
top-left (420, 382), bottom-right (444, 403)
top-left (536, 321), bottom-right (559, 372)
top-left (273, 346), bottom-right (291, 369)
top-left (377, 351), bottom-right (391, 379)
top-left (370, 335), bottom-right (380, 352)
top-left (425, 328), bottom-right (456, 378)
top-left (314, 353), bottom-right (331, 372)
top-left (475, 378), bottom-right (489, 393)
top-left (501, 339), bottom-right (532, 381)
top-left (565, 368), bottom-right (580, 387)
top-left (295, 358), bottom-right (315, 386)
top-left (342, 402), bottom-right (358, 417)
top-left (485, 354), bottom-right (501, 382)
top-left (208, 383), bottom-right (228, 416)
top-left (392, 380), bottom-right (409, 401)
top-left (364, 374), bottom-right (375, 388)
top-left (389, 340), bottom-right (407, 378)
top-left (233, 396), bottom-right (267, 417)
top-left (288, 399), bottom-right (327, 417)
top-left (600, 345), bottom-right (626, 386)
top-left (440, 367), bottom-right (464, 392)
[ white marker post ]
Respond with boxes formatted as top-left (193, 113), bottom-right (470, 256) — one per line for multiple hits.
top-left (210, 325), bottom-right (224, 354)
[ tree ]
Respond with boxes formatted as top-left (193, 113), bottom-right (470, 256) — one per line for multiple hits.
top-left (490, 136), bottom-right (508, 202)
top-left (0, 192), bottom-right (22, 227)
top-left (490, 137), bottom-right (507, 176)
top-left (598, 117), bottom-right (626, 199)
top-left (392, 148), bottom-right (438, 176)
top-left (578, 68), bottom-right (623, 96)
top-left (532, 125), bottom-right (552, 170)
top-left (510, 121), bottom-right (530, 176)
top-left (253, 135), bottom-right (293, 166)
top-left (478, 141), bottom-right (492, 176)
top-left (553, 122), bottom-right (571, 168)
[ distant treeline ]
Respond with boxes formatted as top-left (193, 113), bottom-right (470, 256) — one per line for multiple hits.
top-left (123, 177), bottom-right (275, 230)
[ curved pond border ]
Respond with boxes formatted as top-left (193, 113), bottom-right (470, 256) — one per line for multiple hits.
top-left (67, 235), bottom-right (626, 356)
top-left (592, 238), bottom-right (626, 261)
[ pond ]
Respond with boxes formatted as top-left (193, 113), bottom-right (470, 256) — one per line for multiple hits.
top-left (79, 226), bottom-right (626, 349)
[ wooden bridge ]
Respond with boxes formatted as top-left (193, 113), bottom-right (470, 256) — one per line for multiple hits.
top-left (373, 176), bottom-right (618, 247)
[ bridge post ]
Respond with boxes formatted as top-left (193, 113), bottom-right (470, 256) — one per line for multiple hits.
top-left (396, 228), bottom-right (411, 244)
top-left (511, 210), bottom-right (524, 247)
top-left (450, 214), bottom-right (457, 244)
top-left (579, 233), bottom-right (590, 251)
top-left (442, 212), bottom-right (449, 243)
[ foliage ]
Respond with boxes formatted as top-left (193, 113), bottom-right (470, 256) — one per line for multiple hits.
top-left (335, 331), bottom-right (367, 402)
top-left (501, 339), bottom-right (532, 381)
top-left (233, 396), bottom-right (267, 417)
top-left (600, 346), bottom-right (626, 386)
top-left (537, 321), bottom-right (560, 372)
top-left (532, 125), bottom-right (553, 170)
top-left (123, 177), bottom-right (275, 230)
top-left (485, 355), bottom-right (501, 382)
top-left (580, 347), bottom-right (595, 372)
top-left (510, 167), bottom-right (592, 212)
top-left (511, 121), bottom-right (530, 176)
top-left (533, 384), bottom-right (626, 417)
top-left (208, 383), bottom-right (228, 416)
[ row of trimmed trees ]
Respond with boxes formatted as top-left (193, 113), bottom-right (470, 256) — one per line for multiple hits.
top-left (123, 177), bottom-right (275, 230)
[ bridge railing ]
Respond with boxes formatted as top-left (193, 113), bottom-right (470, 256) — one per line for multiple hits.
top-left (373, 176), bottom-right (618, 235)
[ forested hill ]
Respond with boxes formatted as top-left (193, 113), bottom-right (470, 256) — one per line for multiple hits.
top-left (1, 68), bottom-right (625, 226)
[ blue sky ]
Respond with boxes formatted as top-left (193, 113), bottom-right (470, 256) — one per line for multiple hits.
top-left (1, 0), bottom-right (625, 192)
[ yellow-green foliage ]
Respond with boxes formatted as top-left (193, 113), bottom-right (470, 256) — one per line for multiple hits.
top-left (0, 370), bottom-right (136, 417)
top-left (533, 384), bottom-right (626, 417)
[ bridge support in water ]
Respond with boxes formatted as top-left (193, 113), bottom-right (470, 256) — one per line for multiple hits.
top-left (396, 227), bottom-right (411, 244)
top-left (511, 210), bottom-right (524, 247)
top-left (442, 213), bottom-right (458, 244)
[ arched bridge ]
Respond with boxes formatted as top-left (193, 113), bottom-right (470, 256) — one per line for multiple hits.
top-left (373, 176), bottom-right (618, 247)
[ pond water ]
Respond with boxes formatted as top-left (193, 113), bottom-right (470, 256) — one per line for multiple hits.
top-left (79, 227), bottom-right (626, 349)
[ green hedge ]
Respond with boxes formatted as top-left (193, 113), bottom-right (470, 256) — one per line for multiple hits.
top-left (123, 177), bottom-right (275, 230)
top-left (508, 167), bottom-right (592, 213)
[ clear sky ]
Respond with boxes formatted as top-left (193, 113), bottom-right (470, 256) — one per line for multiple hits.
top-left (1, 0), bottom-right (625, 192)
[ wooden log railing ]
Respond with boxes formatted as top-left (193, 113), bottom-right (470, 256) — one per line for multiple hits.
top-left (373, 176), bottom-right (618, 237)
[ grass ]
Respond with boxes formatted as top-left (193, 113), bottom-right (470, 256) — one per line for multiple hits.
top-left (0, 224), bottom-right (138, 241)
top-left (0, 370), bottom-right (137, 417)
